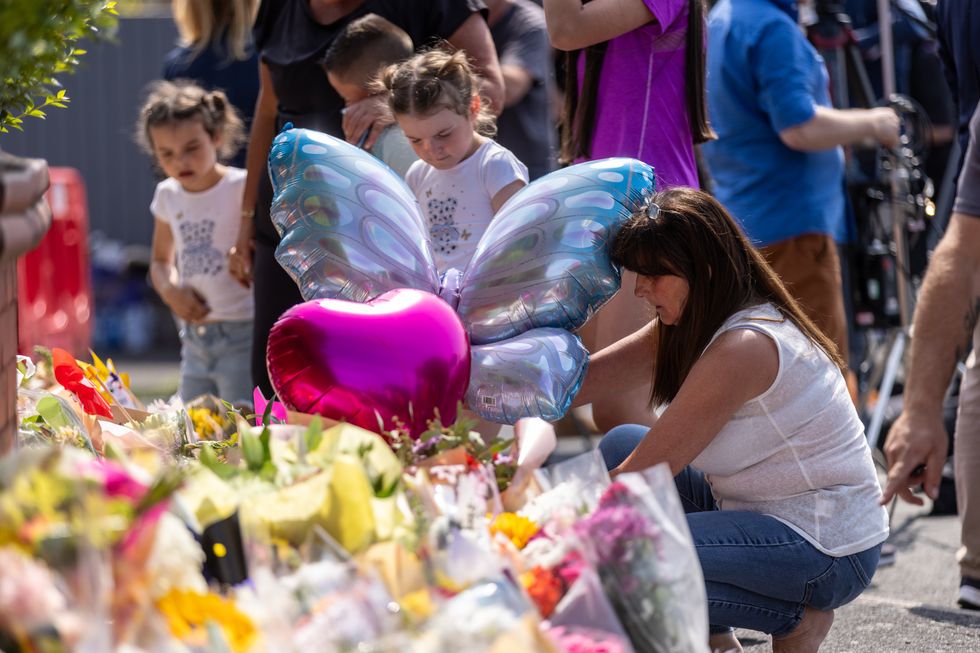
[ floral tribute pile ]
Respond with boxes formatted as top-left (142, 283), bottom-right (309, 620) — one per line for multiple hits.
top-left (3, 350), bottom-right (708, 653)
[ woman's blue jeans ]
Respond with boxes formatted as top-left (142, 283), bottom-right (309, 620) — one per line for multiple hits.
top-left (599, 424), bottom-right (882, 636)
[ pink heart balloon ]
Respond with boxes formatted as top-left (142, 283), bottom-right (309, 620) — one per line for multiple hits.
top-left (267, 288), bottom-right (470, 437)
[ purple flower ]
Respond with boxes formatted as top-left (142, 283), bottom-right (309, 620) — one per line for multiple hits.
top-left (575, 504), bottom-right (654, 566)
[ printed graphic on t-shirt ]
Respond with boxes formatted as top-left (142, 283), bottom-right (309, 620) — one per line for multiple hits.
top-left (178, 220), bottom-right (224, 277)
top-left (428, 196), bottom-right (461, 258)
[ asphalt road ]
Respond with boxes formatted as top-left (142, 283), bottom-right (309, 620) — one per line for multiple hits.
top-left (736, 496), bottom-right (980, 651)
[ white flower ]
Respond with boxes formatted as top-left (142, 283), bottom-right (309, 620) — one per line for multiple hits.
top-left (145, 512), bottom-right (207, 599)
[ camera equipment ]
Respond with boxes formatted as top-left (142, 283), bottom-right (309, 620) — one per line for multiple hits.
top-left (806, 2), bottom-right (943, 452)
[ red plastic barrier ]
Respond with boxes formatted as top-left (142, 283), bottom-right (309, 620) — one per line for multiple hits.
top-left (17, 167), bottom-right (93, 357)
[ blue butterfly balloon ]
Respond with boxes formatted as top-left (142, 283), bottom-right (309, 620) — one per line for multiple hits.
top-left (268, 128), bottom-right (655, 423)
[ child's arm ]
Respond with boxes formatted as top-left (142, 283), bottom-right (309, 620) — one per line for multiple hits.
top-left (149, 218), bottom-right (210, 322)
top-left (490, 179), bottom-right (526, 214)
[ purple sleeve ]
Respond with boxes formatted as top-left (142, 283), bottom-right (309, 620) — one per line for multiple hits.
top-left (642, 0), bottom-right (689, 35)
top-left (954, 106), bottom-right (980, 218)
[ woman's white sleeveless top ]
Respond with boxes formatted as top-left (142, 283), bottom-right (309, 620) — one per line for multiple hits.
top-left (690, 304), bottom-right (889, 556)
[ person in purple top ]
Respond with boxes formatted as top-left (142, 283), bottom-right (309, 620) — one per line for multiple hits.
top-left (543, 0), bottom-right (714, 432)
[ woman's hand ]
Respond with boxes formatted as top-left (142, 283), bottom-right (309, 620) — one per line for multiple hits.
top-left (229, 216), bottom-right (255, 288)
top-left (163, 285), bottom-right (210, 323)
top-left (342, 95), bottom-right (392, 150)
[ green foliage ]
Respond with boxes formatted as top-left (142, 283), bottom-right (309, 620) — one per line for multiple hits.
top-left (0, 0), bottom-right (118, 133)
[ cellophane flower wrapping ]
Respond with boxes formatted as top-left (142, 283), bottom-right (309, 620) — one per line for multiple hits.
top-left (573, 465), bottom-right (708, 653)
top-left (546, 624), bottom-right (632, 653)
top-left (238, 524), bottom-right (405, 653)
top-left (492, 451), bottom-right (633, 652)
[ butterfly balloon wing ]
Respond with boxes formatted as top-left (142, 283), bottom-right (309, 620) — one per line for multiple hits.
top-left (456, 158), bottom-right (655, 344)
top-left (268, 127), bottom-right (439, 302)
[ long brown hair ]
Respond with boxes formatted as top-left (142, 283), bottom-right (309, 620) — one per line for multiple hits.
top-left (611, 188), bottom-right (845, 407)
top-left (559, 0), bottom-right (714, 165)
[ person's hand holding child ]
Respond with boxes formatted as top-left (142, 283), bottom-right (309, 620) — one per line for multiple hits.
top-left (161, 284), bottom-right (210, 323)
top-left (342, 94), bottom-right (393, 150)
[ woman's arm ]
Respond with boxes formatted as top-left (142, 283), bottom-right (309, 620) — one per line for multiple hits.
top-left (543, 0), bottom-right (655, 51)
top-left (446, 13), bottom-right (505, 114)
top-left (232, 61), bottom-right (279, 286)
top-left (573, 319), bottom-right (657, 408)
top-left (615, 328), bottom-right (778, 475)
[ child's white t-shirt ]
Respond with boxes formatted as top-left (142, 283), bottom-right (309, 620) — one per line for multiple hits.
top-left (150, 167), bottom-right (254, 322)
top-left (405, 139), bottom-right (528, 274)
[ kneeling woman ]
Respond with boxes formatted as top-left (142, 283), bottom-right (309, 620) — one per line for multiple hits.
top-left (575, 188), bottom-right (887, 652)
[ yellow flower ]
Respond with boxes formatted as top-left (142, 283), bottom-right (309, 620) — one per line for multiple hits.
top-left (188, 408), bottom-right (229, 440)
top-left (399, 588), bottom-right (435, 620)
top-left (489, 512), bottom-right (539, 550)
top-left (157, 589), bottom-right (257, 653)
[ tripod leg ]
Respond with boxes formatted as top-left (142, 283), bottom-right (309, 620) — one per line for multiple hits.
top-left (866, 329), bottom-right (907, 452)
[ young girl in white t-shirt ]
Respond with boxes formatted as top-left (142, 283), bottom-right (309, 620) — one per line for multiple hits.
top-left (375, 48), bottom-right (529, 276)
top-left (137, 80), bottom-right (254, 406)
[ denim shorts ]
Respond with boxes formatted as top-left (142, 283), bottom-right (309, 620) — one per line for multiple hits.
top-left (599, 423), bottom-right (882, 636)
top-left (178, 319), bottom-right (253, 406)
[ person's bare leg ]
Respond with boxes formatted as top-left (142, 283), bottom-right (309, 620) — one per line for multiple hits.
top-left (771, 608), bottom-right (834, 653)
top-left (580, 271), bottom-right (657, 432)
top-left (709, 631), bottom-right (743, 652)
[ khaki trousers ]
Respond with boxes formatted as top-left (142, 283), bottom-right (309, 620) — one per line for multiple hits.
top-left (957, 324), bottom-right (980, 579)
top-left (760, 233), bottom-right (849, 365)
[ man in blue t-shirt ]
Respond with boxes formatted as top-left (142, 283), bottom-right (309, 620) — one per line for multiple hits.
top-left (703, 0), bottom-right (899, 365)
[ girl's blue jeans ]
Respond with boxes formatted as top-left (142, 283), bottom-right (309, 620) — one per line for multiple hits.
top-left (599, 424), bottom-right (882, 636)
top-left (178, 319), bottom-right (254, 407)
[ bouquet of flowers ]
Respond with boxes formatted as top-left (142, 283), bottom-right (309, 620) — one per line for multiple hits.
top-left (0, 545), bottom-right (91, 653)
top-left (0, 446), bottom-right (185, 651)
top-left (573, 466), bottom-right (708, 653)
top-left (487, 467), bottom-right (633, 652)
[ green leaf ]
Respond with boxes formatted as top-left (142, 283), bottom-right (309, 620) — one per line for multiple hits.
top-left (135, 468), bottom-right (184, 516)
top-left (261, 399), bottom-right (273, 426)
top-left (240, 429), bottom-right (264, 472)
top-left (303, 416), bottom-right (324, 454)
top-left (486, 436), bottom-right (516, 457)
top-left (199, 443), bottom-right (238, 480)
top-left (36, 396), bottom-right (74, 428)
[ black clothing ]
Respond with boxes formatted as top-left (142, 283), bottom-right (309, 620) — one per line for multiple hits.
top-left (490, 0), bottom-right (556, 180)
top-left (936, 0), bottom-right (980, 173)
top-left (249, 0), bottom-right (487, 395)
top-left (163, 41), bottom-right (260, 169)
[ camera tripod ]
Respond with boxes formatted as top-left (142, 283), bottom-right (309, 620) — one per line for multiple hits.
top-left (806, 2), bottom-right (931, 453)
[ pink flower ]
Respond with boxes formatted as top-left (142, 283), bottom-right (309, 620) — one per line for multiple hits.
top-left (0, 547), bottom-right (67, 630)
top-left (547, 625), bottom-right (627, 653)
top-left (77, 459), bottom-right (169, 554)
top-left (556, 549), bottom-right (587, 588)
top-left (253, 387), bottom-right (287, 426)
